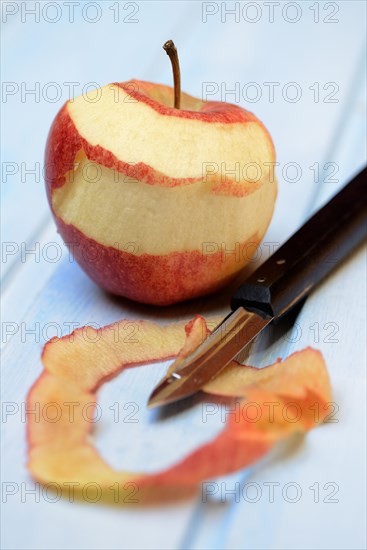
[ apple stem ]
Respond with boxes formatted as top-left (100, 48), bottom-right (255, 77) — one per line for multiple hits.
top-left (163, 40), bottom-right (181, 109)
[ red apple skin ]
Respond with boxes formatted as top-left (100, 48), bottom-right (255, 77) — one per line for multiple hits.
top-left (45, 80), bottom-right (276, 305)
top-left (56, 215), bottom-right (260, 305)
top-left (45, 82), bottom-right (275, 195)
top-left (116, 81), bottom-right (258, 123)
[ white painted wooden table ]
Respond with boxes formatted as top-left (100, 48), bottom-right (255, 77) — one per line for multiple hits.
top-left (1, 2), bottom-right (366, 549)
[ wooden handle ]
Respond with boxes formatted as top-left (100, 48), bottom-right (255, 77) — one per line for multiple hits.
top-left (231, 167), bottom-right (367, 319)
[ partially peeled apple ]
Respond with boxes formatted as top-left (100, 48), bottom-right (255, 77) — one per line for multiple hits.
top-left (45, 41), bottom-right (277, 305)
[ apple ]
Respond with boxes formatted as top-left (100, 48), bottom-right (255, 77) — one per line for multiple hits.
top-left (45, 41), bottom-right (277, 305)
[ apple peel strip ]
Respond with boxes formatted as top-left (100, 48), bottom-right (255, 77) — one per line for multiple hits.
top-left (27, 315), bottom-right (332, 505)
